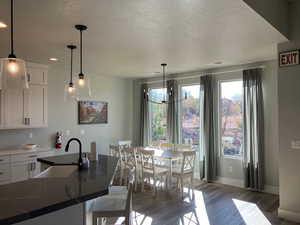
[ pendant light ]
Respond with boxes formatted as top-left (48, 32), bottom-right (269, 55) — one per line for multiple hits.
top-left (0, 0), bottom-right (28, 90)
top-left (144, 63), bottom-right (188, 104)
top-left (64, 45), bottom-right (78, 101)
top-left (75, 24), bottom-right (91, 98)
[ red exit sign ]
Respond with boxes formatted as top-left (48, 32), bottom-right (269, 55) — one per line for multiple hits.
top-left (279, 50), bottom-right (299, 67)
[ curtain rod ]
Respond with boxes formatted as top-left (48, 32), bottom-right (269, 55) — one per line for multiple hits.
top-left (143, 65), bottom-right (266, 84)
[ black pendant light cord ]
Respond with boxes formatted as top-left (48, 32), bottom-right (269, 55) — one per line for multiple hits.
top-left (9, 0), bottom-right (16, 58)
top-left (161, 63), bottom-right (167, 102)
top-left (70, 48), bottom-right (73, 83)
top-left (80, 30), bottom-right (83, 75)
top-left (67, 45), bottom-right (76, 84)
top-left (75, 24), bottom-right (87, 78)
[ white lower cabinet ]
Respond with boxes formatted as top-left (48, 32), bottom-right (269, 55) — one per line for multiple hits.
top-left (0, 164), bottom-right (11, 185)
top-left (0, 150), bottom-right (54, 184)
top-left (11, 161), bottom-right (32, 183)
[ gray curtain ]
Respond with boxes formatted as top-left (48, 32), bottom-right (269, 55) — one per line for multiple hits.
top-left (140, 83), bottom-right (150, 146)
top-left (167, 80), bottom-right (179, 144)
top-left (200, 75), bottom-right (217, 182)
top-left (243, 68), bottom-right (264, 191)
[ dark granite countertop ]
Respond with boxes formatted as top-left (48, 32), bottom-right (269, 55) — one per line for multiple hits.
top-left (0, 154), bottom-right (118, 225)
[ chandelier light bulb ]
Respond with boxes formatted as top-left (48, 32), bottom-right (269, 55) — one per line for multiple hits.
top-left (7, 59), bottom-right (19, 74)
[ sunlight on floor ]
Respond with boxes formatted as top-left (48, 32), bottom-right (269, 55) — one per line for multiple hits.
top-left (132, 211), bottom-right (153, 225)
top-left (183, 187), bottom-right (210, 225)
top-left (232, 199), bottom-right (271, 225)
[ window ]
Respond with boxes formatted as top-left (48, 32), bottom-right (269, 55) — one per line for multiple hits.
top-left (181, 85), bottom-right (200, 146)
top-left (219, 80), bottom-right (243, 157)
top-left (149, 88), bottom-right (168, 141)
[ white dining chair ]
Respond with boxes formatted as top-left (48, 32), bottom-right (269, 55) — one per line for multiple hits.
top-left (172, 151), bottom-right (196, 199)
top-left (140, 149), bottom-right (169, 197)
top-left (92, 169), bottom-right (135, 225)
top-left (109, 144), bottom-right (124, 185)
top-left (123, 147), bottom-right (138, 192)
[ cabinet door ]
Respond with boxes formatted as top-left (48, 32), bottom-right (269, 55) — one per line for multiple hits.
top-left (0, 164), bottom-right (11, 183)
top-left (11, 162), bottom-right (30, 183)
top-left (27, 67), bottom-right (47, 85)
top-left (3, 89), bottom-right (25, 128)
top-left (24, 86), bottom-right (47, 127)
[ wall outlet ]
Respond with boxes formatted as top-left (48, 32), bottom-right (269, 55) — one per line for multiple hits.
top-left (229, 166), bottom-right (233, 173)
top-left (80, 129), bottom-right (85, 135)
top-left (291, 140), bottom-right (300, 149)
top-left (66, 130), bottom-right (70, 136)
top-left (29, 133), bottom-right (33, 139)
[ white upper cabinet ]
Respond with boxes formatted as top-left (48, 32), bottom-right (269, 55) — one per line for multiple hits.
top-left (24, 86), bottom-right (48, 127)
top-left (0, 62), bottom-right (48, 129)
top-left (2, 89), bottom-right (26, 128)
top-left (27, 66), bottom-right (47, 85)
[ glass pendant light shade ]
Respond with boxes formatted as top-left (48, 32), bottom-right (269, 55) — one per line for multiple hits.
top-left (76, 74), bottom-right (91, 98)
top-left (64, 45), bottom-right (79, 102)
top-left (0, 0), bottom-right (28, 90)
top-left (75, 24), bottom-right (92, 99)
top-left (0, 58), bottom-right (28, 90)
top-left (64, 82), bottom-right (79, 102)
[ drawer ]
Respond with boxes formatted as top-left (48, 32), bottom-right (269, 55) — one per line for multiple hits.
top-left (11, 153), bottom-right (38, 163)
top-left (0, 164), bottom-right (11, 181)
top-left (0, 155), bottom-right (10, 164)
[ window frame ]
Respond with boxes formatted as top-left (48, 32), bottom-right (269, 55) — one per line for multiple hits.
top-left (148, 87), bottom-right (168, 142)
top-left (217, 78), bottom-right (244, 160)
top-left (179, 83), bottom-right (201, 147)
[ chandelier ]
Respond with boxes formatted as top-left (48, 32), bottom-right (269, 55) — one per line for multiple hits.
top-left (143, 63), bottom-right (188, 104)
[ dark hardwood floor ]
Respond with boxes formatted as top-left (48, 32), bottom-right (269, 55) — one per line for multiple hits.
top-left (127, 183), bottom-right (299, 225)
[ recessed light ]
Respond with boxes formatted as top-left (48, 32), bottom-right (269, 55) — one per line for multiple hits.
top-left (0, 22), bottom-right (7, 29)
top-left (49, 58), bottom-right (58, 61)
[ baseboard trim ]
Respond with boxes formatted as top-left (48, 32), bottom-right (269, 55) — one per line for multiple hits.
top-left (215, 176), bottom-right (279, 194)
top-left (278, 208), bottom-right (300, 223)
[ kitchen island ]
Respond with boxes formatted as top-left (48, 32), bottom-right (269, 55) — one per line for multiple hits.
top-left (0, 154), bottom-right (118, 225)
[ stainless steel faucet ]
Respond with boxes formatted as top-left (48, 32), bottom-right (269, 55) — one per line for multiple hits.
top-left (65, 138), bottom-right (83, 169)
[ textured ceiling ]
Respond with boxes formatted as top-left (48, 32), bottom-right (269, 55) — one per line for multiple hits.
top-left (0, 0), bottom-right (287, 78)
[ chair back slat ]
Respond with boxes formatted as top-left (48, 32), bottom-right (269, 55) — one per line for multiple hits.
top-left (181, 151), bottom-right (196, 174)
top-left (123, 147), bottom-right (137, 169)
top-left (140, 149), bottom-right (155, 173)
top-left (109, 144), bottom-right (121, 158)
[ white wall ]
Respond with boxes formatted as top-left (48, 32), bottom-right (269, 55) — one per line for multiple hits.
top-left (278, 2), bottom-right (300, 222)
top-left (0, 64), bottom-right (133, 155)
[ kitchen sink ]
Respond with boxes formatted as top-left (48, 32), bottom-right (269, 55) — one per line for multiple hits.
top-left (34, 165), bottom-right (78, 178)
